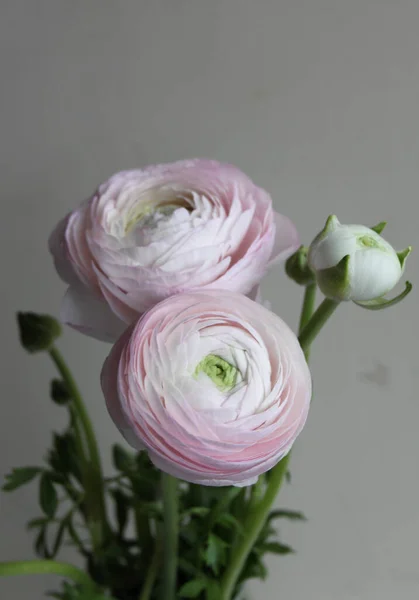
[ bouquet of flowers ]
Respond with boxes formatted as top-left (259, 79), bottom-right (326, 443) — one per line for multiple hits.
top-left (0, 160), bottom-right (412, 600)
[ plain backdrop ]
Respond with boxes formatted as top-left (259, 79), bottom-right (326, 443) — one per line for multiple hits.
top-left (1, 1), bottom-right (418, 599)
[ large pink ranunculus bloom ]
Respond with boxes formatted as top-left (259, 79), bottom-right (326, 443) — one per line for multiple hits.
top-left (101, 290), bottom-right (311, 487)
top-left (49, 160), bottom-right (299, 341)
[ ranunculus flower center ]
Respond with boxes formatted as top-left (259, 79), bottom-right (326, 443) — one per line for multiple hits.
top-left (194, 354), bottom-right (239, 392)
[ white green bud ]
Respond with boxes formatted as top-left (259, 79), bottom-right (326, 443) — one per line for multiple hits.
top-left (308, 215), bottom-right (411, 302)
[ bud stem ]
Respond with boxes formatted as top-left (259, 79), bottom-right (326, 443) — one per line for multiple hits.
top-left (298, 283), bottom-right (317, 359)
top-left (298, 297), bottom-right (339, 351)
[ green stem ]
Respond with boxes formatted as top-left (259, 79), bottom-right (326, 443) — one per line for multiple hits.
top-left (139, 533), bottom-right (162, 600)
top-left (219, 455), bottom-right (291, 600)
top-left (0, 560), bottom-right (95, 588)
top-left (160, 474), bottom-right (178, 600)
top-left (298, 297), bottom-right (339, 352)
top-left (298, 283), bottom-right (317, 359)
top-left (219, 288), bottom-right (338, 600)
top-left (49, 346), bottom-right (108, 548)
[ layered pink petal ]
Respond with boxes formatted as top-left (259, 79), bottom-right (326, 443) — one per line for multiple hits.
top-left (101, 290), bottom-right (311, 486)
top-left (50, 160), bottom-right (299, 341)
top-left (61, 285), bottom-right (127, 342)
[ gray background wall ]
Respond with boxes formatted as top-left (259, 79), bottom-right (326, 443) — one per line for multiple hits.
top-left (1, 1), bottom-right (418, 599)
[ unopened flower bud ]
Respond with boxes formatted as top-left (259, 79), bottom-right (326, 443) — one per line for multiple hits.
top-left (308, 216), bottom-right (411, 303)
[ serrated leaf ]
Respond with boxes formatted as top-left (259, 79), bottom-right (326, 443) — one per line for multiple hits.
top-left (50, 379), bottom-right (72, 405)
top-left (112, 444), bottom-right (134, 473)
top-left (17, 312), bottom-right (61, 353)
top-left (39, 473), bottom-right (58, 518)
top-left (178, 579), bottom-right (207, 598)
top-left (204, 534), bottom-right (227, 575)
top-left (268, 509), bottom-right (307, 522)
top-left (260, 542), bottom-right (295, 555)
top-left (2, 466), bottom-right (41, 491)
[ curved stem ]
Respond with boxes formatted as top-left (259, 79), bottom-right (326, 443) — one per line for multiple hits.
top-left (220, 286), bottom-right (337, 600)
top-left (0, 560), bottom-right (95, 588)
top-left (298, 297), bottom-right (339, 351)
top-left (139, 533), bottom-right (162, 600)
top-left (298, 283), bottom-right (317, 359)
top-left (49, 346), bottom-right (108, 548)
top-left (160, 474), bottom-right (178, 600)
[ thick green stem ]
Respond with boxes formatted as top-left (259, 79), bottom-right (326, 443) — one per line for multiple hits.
top-left (160, 474), bottom-right (178, 600)
top-left (49, 346), bottom-right (108, 549)
top-left (0, 560), bottom-right (95, 588)
top-left (139, 533), bottom-right (162, 600)
top-left (298, 297), bottom-right (339, 351)
top-left (219, 287), bottom-right (338, 600)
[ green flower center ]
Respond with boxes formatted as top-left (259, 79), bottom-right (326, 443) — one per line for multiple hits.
top-left (195, 354), bottom-right (238, 392)
top-left (358, 235), bottom-right (381, 249)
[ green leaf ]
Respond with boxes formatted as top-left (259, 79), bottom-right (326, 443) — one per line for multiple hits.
top-left (27, 517), bottom-right (50, 530)
top-left (178, 558), bottom-right (200, 577)
top-left (2, 466), bottom-right (41, 491)
top-left (112, 444), bottom-right (134, 473)
top-left (178, 579), bottom-right (207, 598)
top-left (110, 489), bottom-right (129, 535)
top-left (50, 379), bottom-right (72, 405)
top-left (17, 312), bottom-right (61, 353)
top-left (260, 542), bottom-right (295, 555)
top-left (216, 513), bottom-right (245, 535)
top-left (182, 506), bottom-right (210, 519)
top-left (268, 509), bottom-right (307, 522)
top-left (39, 473), bottom-right (58, 518)
top-left (204, 533), bottom-right (227, 575)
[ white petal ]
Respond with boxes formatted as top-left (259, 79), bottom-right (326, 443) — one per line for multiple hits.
top-left (60, 285), bottom-right (127, 342)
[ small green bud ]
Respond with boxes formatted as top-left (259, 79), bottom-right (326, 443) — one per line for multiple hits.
top-left (50, 379), bottom-right (71, 405)
top-left (285, 246), bottom-right (315, 286)
top-left (17, 312), bottom-right (62, 353)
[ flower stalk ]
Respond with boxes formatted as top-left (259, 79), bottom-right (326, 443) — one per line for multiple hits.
top-left (48, 346), bottom-right (108, 550)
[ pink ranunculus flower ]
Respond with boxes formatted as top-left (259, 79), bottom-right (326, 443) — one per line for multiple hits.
top-left (101, 290), bottom-right (311, 487)
top-left (49, 160), bottom-right (299, 342)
